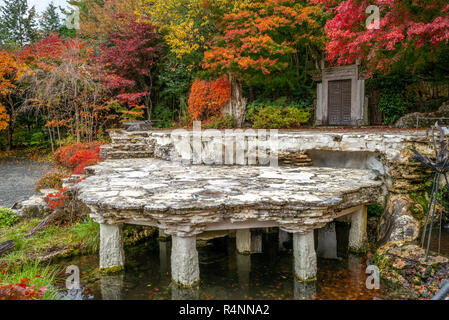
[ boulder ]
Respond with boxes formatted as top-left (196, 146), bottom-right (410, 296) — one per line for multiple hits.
top-left (395, 100), bottom-right (449, 128)
top-left (377, 195), bottom-right (420, 246)
top-left (12, 194), bottom-right (49, 219)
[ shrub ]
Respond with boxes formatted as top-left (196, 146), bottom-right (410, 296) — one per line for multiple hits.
top-left (202, 114), bottom-right (237, 129)
top-left (0, 208), bottom-right (19, 228)
top-left (379, 92), bottom-right (409, 124)
top-left (251, 106), bottom-right (311, 129)
top-left (246, 97), bottom-right (313, 121)
top-left (35, 170), bottom-right (70, 192)
top-left (368, 203), bottom-right (384, 218)
top-left (188, 76), bottom-right (231, 121)
top-left (53, 142), bottom-right (103, 170)
top-left (69, 149), bottom-right (101, 174)
top-left (45, 188), bottom-right (69, 210)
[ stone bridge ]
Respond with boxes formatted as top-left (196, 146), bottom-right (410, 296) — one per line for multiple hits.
top-left (73, 128), bottom-right (434, 287)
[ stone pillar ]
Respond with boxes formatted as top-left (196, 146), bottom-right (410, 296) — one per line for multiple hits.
top-left (100, 223), bottom-right (125, 272)
top-left (348, 206), bottom-right (368, 253)
top-left (159, 241), bottom-right (170, 277)
top-left (293, 232), bottom-right (317, 282)
top-left (279, 229), bottom-right (289, 251)
top-left (317, 222), bottom-right (338, 259)
top-left (236, 229), bottom-right (251, 255)
top-left (171, 236), bottom-right (200, 287)
top-left (250, 229), bottom-right (263, 254)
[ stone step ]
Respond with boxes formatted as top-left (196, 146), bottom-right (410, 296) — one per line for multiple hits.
top-left (110, 143), bottom-right (149, 152)
top-left (111, 137), bottom-right (147, 145)
top-left (107, 150), bottom-right (154, 159)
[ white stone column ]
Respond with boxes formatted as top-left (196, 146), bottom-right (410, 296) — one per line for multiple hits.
top-left (293, 232), bottom-right (317, 282)
top-left (317, 222), bottom-right (338, 259)
top-left (250, 229), bottom-right (262, 254)
top-left (348, 206), bottom-right (368, 253)
top-left (171, 236), bottom-right (200, 287)
top-left (236, 229), bottom-right (251, 255)
top-left (279, 229), bottom-right (289, 251)
top-left (100, 224), bottom-right (125, 272)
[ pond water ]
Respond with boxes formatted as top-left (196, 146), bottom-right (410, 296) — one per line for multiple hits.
top-left (57, 224), bottom-right (415, 300)
top-left (0, 158), bottom-right (52, 208)
top-left (428, 227), bottom-right (449, 257)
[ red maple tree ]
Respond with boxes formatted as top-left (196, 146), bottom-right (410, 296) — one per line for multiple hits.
top-left (313, 0), bottom-right (449, 74)
top-left (98, 17), bottom-right (163, 120)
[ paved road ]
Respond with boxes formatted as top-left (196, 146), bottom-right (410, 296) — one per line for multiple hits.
top-left (0, 158), bottom-right (52, 208)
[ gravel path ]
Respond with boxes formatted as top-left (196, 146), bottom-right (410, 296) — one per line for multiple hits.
top-left (0, 158), bottom-right (52, 208)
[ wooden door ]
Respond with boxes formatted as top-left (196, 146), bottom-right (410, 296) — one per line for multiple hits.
top-left (328, 80), bottom-right (352, 125)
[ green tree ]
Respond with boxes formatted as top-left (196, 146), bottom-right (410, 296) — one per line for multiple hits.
top-left (0, 0), bottom-right (38, 48)
top-left (40, 2), bottom-right (61, 35)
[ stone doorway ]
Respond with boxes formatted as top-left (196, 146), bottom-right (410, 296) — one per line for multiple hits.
top-left (315, 64), bottom-right (368, 126)
top-left (328, 79), bottom-right (352, 125)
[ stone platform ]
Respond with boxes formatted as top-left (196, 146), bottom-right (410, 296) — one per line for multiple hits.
top-left (75, 158), bottom-right (382, 286)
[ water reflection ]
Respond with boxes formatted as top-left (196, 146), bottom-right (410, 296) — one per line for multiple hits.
top-left (101, 274), bottom-right (124, 300)
top-left (171, 285), bottom-right (200, 300)
top-left (293, 280), bottom-right (316, 300)
top-left (59, 225), bottom-right (414, 300)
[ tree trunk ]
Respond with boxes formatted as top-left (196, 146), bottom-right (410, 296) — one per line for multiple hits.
top-left (222, 73), bottom-right (247, 128)
top-left (0, 240), bottom-right (15, 256)
top-left (75, 105), bottom-right (80, 143)
top-left (6, 117), bottom-right (15, 151)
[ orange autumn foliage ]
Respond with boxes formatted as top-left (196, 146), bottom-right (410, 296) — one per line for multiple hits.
top-left (53, 142), bottom-right (103, 170)
top-left (0, 50), bottom-right (30, 131)
top-left (187, 76), bottom-right (231, 121)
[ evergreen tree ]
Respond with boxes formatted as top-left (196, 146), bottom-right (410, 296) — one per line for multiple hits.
top-left (40, 2), bottom-right (61, 35)
top-left (0, 0), bottom-right (38, 48)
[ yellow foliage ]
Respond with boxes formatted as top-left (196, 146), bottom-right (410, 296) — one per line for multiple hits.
top-left (136, 0), bottom-right (250, 57)
top-left (79, 0), bottom-right (141, 39)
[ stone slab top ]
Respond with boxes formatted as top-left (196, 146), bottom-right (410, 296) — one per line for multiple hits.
top-left (75, 159), bottom-right (383, 235)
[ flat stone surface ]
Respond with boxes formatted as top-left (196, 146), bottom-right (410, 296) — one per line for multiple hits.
top-left (75, 159), bottom-right (382, 236)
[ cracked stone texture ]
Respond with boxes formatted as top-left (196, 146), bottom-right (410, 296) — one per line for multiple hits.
top-left (378, 195), bottom-right (420, 246)
top-left (74, 158), bottom-right (382, 237)
top-left (171, 236), bottom-right (200, 286)
top-left (348, 207), bottom-right (368, 251)
top-left (294, 232), bottom-right (317, 281)
top-left (236, 229), bottom-right (251, 254)
top-left (100, 224), bottom-right (125, 270)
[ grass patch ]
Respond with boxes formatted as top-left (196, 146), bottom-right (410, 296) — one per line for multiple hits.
top-left (0, 208), bottom-right (19, 228)
top-left (0, 218), bottom-right (99, 266)
top-left (0, 260), bottom-right (61, 300)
